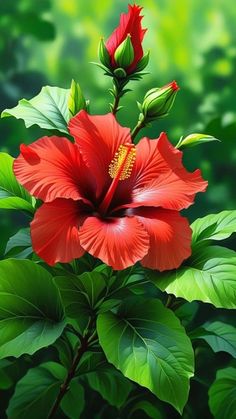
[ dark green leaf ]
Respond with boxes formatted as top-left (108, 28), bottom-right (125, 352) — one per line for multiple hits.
top-left (77, 353), bottom-right (105, 379)
top-left (0, 360), bottom-right (14, 390)
top-left (87, 368), bottom-right (132, 408)
top-left (174, 302), bottom-right (199, 326)
top-left (61, 379), bottom-right (85, 418)
top-left (0, 259), bottom-right (65, 359)
top-left (208, 367), bottom-right (236, 419)
top-left (54, 331), bottom-right (78, 370)
top-left (54, 271), bottom-right (107, 334)
top-left (190, 321), bottom-right (236, 357)
top-left (97, 297), bottom-right (194, 414)
top-left (7, 362), bottom-right (66, 419)
top-left (5, 228), bottom-right (33, 259)
top-left (130, 401), bottom-right (164, 419)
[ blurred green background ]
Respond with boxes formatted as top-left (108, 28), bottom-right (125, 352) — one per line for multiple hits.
top-left (0, 0), bottom-right (235, 255)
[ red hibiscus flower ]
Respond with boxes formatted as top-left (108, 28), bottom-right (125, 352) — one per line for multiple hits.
top-left (106, 4), bottom-right (147, 73)
top-left (14, 111), bottom-right (207, 270)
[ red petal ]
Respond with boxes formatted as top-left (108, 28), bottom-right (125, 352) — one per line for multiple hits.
top-left (118, 133), bottom-right (207, 211)
top-left (14, 136), bottom-right (93, 203)
top-left (135, 208), bottom-right (192, 271)
top-left (19, 144), bottom-right (40, 164)
top-left (68, 111), bottom-right (131, 199)
top-left (78, 215), bottom-right (149, 270)
top-left (106, 4), bottom-right (146, 72)
top-left (31, 199), bottom-right (85, 265)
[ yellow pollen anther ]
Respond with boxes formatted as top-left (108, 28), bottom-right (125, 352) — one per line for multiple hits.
top-left (109, 144), bottom-right (136, 180)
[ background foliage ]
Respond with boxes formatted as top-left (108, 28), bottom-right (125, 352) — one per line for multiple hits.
top-left (0, 0), bottom-right (235, 417)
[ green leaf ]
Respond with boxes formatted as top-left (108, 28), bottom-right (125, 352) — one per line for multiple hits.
top-left (0, 360), bottom-right (14, 390)
top-left (150, 246), bottom-right (236, 309)
top-left (174, 302), bottom-right (199, 326)
top-left (191, 210), bottom-right (236, 246)
top-left (0, 358), bottom-right (30, 391)
top-left (208, 367), bottom-right (236, 419)
top-left (190, 321), bottom-right (236, 357)
top-left (68, 79), bottom-right (86, 117)
top-left (1, 86), bottom-right (70, 134)
top-left (61, 379), bottom-right (85, 418)
top-left (0, 152), bottom-right (35, 213)
top-left (5, 228), bottom-right (33, 259)
top-left (55, 331), bottom-right (78, 370)
top-left (54, 271), bottom-right (107, 333)
top-left (7, 362), bottom-right (66, 419)
top-left (77, 351), bottom-right (107, 377)
top-left (176, 133), bottom-right (220, 149)
top-left (97, 297), bottom-right (194, 414)
top-left (130, 401), bottom-right (164, 419)
top-left (0, 259), bottom-right (65, 359)
top-left (87, 368), bottom-right (132, 408)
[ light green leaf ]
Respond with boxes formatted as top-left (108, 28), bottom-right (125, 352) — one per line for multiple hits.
top-left (0, 152), bottom-right (35, 213)
top-left (97, 297), bottom-right (194, 414)
top-left (6, 362), bottom-right (66, 419)
top-left (0, 259), bottom-right (65, 359)
top-left (176, 133), bottom-right (220, 149)
top-left (191, 210), bottom-right (236, 246)
top-left (190, 321), bottom-right (236, 357)
top-left (208, 367), bottom-right (236, 419)
top-left (61, 379), bottom-right (85, 418)
top-left (150, 246), bottom-right (236, 309)
top-left (1, 86), bottom-right (70, 134)
top-left (5, 228), bottom-right (33, 259)
top-left (87, 369), bottom-right (132, 408)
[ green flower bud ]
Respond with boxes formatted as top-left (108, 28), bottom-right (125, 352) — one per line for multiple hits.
top-left (175, 133), bottom-right (220, 149)
top-left (68, 79), bottom-right (86, 118)
top-left (114, 34), bottom-right (134, 69)
top-left (98, 37), bottom-right (111, 68)
top-left (142, 81), bottom-right (179, 120)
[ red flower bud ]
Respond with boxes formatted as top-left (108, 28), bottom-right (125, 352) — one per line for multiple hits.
top-left (105, 4), bottom-right (147, 74)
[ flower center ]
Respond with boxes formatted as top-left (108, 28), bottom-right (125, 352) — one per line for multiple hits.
top-left (99, 143), bottom-right (136, 215)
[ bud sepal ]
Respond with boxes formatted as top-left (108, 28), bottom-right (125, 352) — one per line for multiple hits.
top-left (134, 50), bottom-right (150, 72)
top-left (98, 37), bottom-right (111, 69)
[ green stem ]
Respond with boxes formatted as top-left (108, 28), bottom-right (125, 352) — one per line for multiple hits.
top-left (110, 77), bottom-right (129, 116)
top-left (165, 294), bottom-right (173, 308)
top-left (165, 295), bottom-right (186, 310)
top-left (131, 118), bottom-right (146, 143)
top-left (47, 319), bottom-right (94, 419)
top-left (112, 92), bottom-right (121, 115)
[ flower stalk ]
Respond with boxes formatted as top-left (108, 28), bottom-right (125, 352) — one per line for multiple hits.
top-left (131, 115), bottom-right (146, 143)
top-left (48, 319), bottom-right (94, 419)
top-left (110, 77), bottom-right (130, 115)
